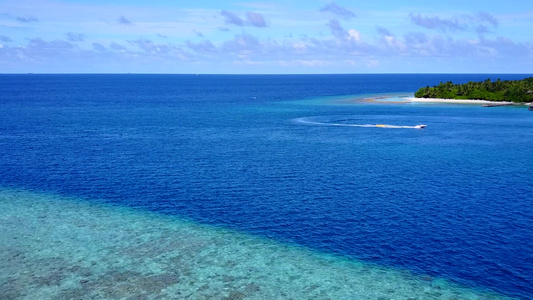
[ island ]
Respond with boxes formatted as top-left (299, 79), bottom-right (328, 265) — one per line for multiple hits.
top-left (414, 77), bottom-right (533, 103)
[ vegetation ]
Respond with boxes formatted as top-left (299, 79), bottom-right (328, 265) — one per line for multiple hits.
top-left (414, 77), bottom-right (533, 103)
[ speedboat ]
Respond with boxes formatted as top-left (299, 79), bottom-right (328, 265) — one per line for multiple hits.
top-left (414, 124), bottom-right (427, 129)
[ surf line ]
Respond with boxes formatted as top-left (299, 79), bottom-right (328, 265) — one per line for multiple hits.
top-left (293, 117), bottom-right (427, 129)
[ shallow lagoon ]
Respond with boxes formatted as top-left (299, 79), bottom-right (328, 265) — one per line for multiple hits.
top-left (0, 189), bottom-right (514, 299)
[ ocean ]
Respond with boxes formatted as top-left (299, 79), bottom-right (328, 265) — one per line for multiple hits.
top-left (1, 74), bottom-right (532, 299)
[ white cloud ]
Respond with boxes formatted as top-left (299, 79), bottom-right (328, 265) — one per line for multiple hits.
top-left (292, 42), bottom-right (307, 53)
top-left (348, 29), bottom-right (361, 42)
top-left (0, 1), bottom-right (530, 73)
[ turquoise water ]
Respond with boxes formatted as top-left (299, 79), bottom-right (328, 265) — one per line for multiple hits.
top-left (0, 189), bottom-right (513, 299)
top-left (1, 74), bottom-right (532, 299)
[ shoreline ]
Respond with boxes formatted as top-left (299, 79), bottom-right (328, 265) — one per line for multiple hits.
top-left (358, 95), bottom-right (532, 106)
top-left (406, 97), bottom-right (515, 105)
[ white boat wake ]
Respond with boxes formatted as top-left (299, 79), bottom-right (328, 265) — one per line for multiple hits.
top-left (293, 117), bottom-right (426, 129)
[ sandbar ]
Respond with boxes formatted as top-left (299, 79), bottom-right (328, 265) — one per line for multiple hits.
top-left (359, 96), bottom-right (411, 104)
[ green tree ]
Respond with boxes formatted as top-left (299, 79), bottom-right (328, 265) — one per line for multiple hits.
top-left (414, 77), bottom-right (533, 103)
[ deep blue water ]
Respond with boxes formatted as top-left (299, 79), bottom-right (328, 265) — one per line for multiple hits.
top-left (1, 74), bottom-right (532, 299)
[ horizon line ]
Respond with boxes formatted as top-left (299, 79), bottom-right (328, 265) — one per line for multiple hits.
top-left (1, 72), bottom-right (532, 76)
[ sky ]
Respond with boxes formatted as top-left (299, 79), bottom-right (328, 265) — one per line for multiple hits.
top-left (0, 0), bottom-right (532, 73)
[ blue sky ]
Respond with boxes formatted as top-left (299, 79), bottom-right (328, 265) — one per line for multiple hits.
top-left (0, 0), bottom-right (531, 73)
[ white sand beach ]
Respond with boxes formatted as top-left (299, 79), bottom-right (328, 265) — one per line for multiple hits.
top-left (355, 96), bottom-right (533, 107)
top-left (406, 97), bottom-right (514, 105)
